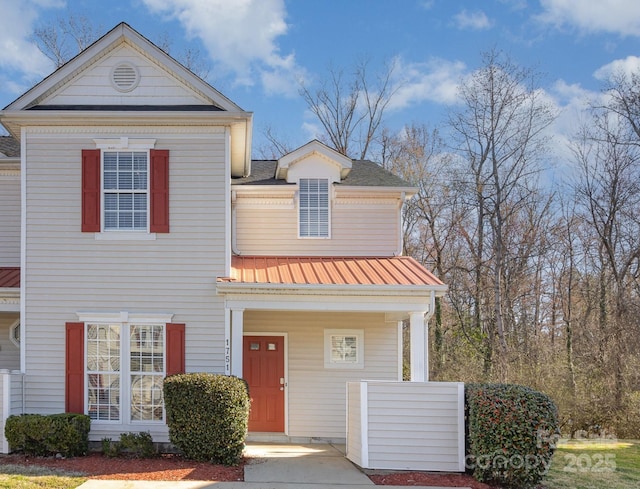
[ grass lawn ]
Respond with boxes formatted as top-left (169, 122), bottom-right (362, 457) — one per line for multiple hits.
top-left (544, 439), bottom-right (640, 489)
top-left (0, 465), bottom-right (86, 489)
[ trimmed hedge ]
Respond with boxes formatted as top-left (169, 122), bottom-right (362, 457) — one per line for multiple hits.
top-left (465, 383), bottom-right (559, 488)
top-left (163, 373), bottom-right (250, 465)
top-left (5, 413), bottom-right (90, 457)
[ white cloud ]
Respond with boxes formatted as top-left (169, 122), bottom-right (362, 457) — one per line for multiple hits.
top-left (0, 1), bottom-right (58, 81)
top-left (453, 9), bottom-right (493, 30)
top-left (593, 55), bottom-right (640, 81)
top-left (537, 0), bottom-right (640, 36)
top-left (142, 0), bottom-right (301, 95)
top-left (389, 57), bottom-right (467, 110)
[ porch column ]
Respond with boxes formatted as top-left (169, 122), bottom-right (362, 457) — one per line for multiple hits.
top-left (410, 311), bottom-right (428, 382)
top-left (230, 309), bottom-right (244, 377)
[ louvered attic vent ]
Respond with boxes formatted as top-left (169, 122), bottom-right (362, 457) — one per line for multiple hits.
top-left (110, 62), bottom-right (140, 92)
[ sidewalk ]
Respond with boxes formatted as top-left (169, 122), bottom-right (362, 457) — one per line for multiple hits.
top-left (76, 443), bottom-right (467, 488)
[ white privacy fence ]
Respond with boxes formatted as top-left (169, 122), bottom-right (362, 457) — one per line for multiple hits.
top-left (0, 370), bottom-right (23, 453)
top-left (346, 380), bottom-right (465, 472)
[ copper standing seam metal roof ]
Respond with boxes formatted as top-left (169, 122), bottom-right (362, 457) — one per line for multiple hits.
top-left (226, 256), bottom-right (444, 287)
top-left (0, 267), bottom-right (20, 288)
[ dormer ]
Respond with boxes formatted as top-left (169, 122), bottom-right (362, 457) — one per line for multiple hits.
top-left (275, 140), bottom-right (352, 184)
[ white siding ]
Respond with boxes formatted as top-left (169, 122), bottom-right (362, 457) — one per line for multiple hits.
top-left (235, 194), bottom-right (399, 256)
top-left (0, 174), bottom-right (20, 267)
top-left (23, 127), bottom-right (228, 442)
top-left (347, 381), bottom-right (465, 472)
top-left (46, 45), bottom-right (208, 106)
top-left (243, 310), bottom-right (398, 440)
top-left (0, 315), bottom-right (20, 370)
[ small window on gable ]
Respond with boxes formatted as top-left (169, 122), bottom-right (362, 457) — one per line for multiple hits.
top-left (324, 329), bottom-right (364, 369)
top-left (299, 178), bottom-right (330, 238)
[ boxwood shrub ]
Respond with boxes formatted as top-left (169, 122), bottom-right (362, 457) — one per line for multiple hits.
top-left (163, 373), bottom-right (249, 465)
top-left (5, 413), bottom-right (90, 457)
top-left (465, 383), bottom-right (559, 488)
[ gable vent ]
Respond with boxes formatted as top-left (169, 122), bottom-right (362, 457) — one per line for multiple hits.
top-left (110, 62), bottom-right (140, 92)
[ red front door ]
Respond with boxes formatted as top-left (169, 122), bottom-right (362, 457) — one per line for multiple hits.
top-left (243, 335), bottom-right (285, 432)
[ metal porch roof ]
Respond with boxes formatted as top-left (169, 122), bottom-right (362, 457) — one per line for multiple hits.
top-left (0, 267), bottom-right (20, 288)
top-left (225, 256), bottom-right (444, 287)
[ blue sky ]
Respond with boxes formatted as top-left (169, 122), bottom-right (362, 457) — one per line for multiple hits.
top-left (1, 0), bottom-right (640, 159)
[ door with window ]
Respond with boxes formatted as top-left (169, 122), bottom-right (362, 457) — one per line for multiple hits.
top-left (243, 335), bottom-right (285, 432)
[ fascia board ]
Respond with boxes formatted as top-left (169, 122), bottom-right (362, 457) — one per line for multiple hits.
top-left (335, 185), bottom-right (418, 198)
top-left (216, 282), bottom-right (448, 297)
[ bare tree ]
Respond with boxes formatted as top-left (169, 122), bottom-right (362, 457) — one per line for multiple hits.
top-left (298, 58), bottom-right (400, 160)
top-left (31, 16), bottom-right (210, 79)
top-left (446, 49), bottom-right (556, 377)
top-left (32, 14), bottom-right (101, 68)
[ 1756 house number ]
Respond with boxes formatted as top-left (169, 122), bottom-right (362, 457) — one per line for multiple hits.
top-left (563, 453), bottom-right (616, 473)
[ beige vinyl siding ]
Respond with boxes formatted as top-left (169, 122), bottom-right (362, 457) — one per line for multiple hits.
top-left (0, 175), bottom-right (20, 267)
top-left (22, 127), bottom-right (227, 441)
top-left (46, 45), bottom-right (208, 106)
top-left (243, 310), bottom-right (398, 440)
top-left (347, 381), bottom-right (464, 472)
top-left (0, 315), bottom-right (19, 370)
top-left (235, 196), bottom-right (399, 256)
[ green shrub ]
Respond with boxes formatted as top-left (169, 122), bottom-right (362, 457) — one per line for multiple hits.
top-left (101, 432), bottom-right (156, 458)
top-left (163, 373), bottom-right (250, 465)
top-left (5, 413), bottom-right (90, 457)
top-left (465, 383), bottom-right (559, 488)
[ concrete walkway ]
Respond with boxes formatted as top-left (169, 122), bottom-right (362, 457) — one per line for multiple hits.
top-left (76, 443), bottom-right (465, 488)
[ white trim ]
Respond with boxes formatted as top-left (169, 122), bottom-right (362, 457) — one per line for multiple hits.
top-left (397, 321), bottom-right (403, 381)
top-left (217, 282), bottom-right (448, 296)
top-left (225, 127), bottom-right (231, 277)
top-left (8, 319), bottom-right (20, 348)
top-left (76, 311), bottom-right (174, 324)
top-left (360, 381), bottom-right (369, 467)
top-left (243, 332), bottom-right (289, 435)
top-left (93, 138), bottom-right (156, 150)
top-left (224, 308), bottom-right (231, 375)
top-left (230, 309), bottom-right (244, 377)
top-left (1, 371), bottom-right (10, 453)
top-left (19, 127), bottom-right (26, 374)
top-left (410, 312), bottom-right (426, 382)
top-left (457, 382), bottom-right (466, 472)
top-left (94, 232), bottom-right (157, 241)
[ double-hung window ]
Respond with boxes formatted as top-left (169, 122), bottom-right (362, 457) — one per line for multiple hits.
top-left (299, 178), bottom-right (330, 238)
top-left (86, 321), bottom-right (166, 423)
top-left (103, 151), bottom-right (148, 231)
top-left (82, 139), bottom-right (169, 235)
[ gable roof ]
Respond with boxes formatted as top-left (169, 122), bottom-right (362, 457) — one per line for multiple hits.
top-left (0, 22), bottom-right (253, 177)
top-left (3, 22), bottom-right (241, 113)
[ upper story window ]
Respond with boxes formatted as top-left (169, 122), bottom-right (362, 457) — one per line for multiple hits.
top-left (103, 151), bottom-right (148, 231)
top-left (82, 138), bottom-right (170, 237)
top-left (299, 178), bottom-right (329, 238)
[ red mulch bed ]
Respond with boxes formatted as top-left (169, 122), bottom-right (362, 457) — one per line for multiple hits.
top-left (0, 452), bottom-right (244, 481)
top-left (0, 453), bottom-right (508, 487)
top-left (369, 471), bottom-right (496, 488)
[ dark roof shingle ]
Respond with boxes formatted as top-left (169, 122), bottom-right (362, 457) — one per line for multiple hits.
top-left (0, 136), bottom-right (20, 158)
top-left (232, 160), bottom-right (412, 188)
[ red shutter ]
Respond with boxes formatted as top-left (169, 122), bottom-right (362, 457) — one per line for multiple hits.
top-left (166, 323), bottom-right (185, 376)
top-left (81, 149), bottom-right (101, 232)
top-left (65, 322), bottom-right (85, 414)
top-left (150, 149), bottom-right (170, 233)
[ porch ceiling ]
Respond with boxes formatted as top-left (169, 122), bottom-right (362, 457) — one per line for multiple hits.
top-left (223, 256), bottom-right (444, 287)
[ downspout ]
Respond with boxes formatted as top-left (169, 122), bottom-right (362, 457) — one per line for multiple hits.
top-left (396, 192), bottom-right (406, 256)
top-left (231, 190), bottom-right (240, 255)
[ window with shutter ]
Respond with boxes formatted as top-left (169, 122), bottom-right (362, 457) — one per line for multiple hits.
top-left (299, 178), bottom-right (330, 238)
top-left (67, 316), bottom-right (184, 424)
top-left (82, 141), bottom-right (169, 235)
